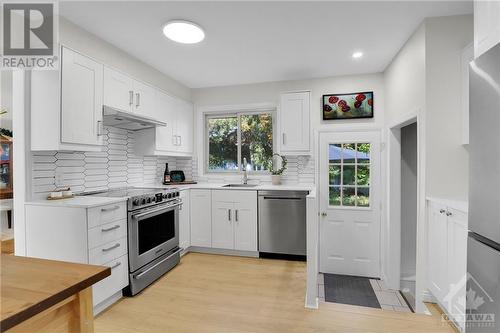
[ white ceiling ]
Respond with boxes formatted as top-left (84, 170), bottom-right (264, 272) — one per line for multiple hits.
top-left (60, 1), bottom-right (472, 88)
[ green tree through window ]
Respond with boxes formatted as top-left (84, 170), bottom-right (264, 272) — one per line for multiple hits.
top-left (207, 113), bottom-right (273, 172)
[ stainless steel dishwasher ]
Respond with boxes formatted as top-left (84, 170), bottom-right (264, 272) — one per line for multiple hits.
top-left (258, 190), bottom-right (308, 257)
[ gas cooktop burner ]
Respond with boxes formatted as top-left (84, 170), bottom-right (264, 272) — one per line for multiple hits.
top-left (84, 187), bottom-right (180, 211)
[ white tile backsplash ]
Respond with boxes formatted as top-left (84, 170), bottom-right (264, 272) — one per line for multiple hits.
top-left (31, 127), bottom-right (315, 199)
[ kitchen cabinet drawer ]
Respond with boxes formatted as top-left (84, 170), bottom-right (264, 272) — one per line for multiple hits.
top-left (89, 236), bottom-right (127, 265)
top-left (88, 219), bottom-right (127, 249)
top-left (92, 254), bottom-right (128, 306)
top-left (88, 202), bottom-right (127, 228)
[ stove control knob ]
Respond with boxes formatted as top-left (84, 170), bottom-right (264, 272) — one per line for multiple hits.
top-left (132, 199), bottom-right (140, 206)
top-left (141, 198), bottom-right (146, 205)
top-left (146, 197), bottom-right (151, 203)
top-left (175, 192), bottom-right (179, 197)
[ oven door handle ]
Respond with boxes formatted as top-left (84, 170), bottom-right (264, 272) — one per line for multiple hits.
top-left (132, 201), bottom-right (182, 220)
top-left (134, 248), bottom-right (183, 280)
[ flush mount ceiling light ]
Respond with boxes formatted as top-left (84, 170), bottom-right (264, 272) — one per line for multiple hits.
top-left (162, 20), bottom-right (205, 44)
top-left (352, 51), bottom-right (364, 59)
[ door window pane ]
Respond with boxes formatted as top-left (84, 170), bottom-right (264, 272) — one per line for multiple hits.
top-left (357, 143), bottom-right (370, 163)
top-left (329, 165), bottom-right (341, 185)
top-left (328, 142), bottom-right (372, 208)
top-left (357, 187), bottom-right (370, 207)
top-left (329, 186), bottom-right (341, 206)
top-left (240, 113), bottom-right (273, 171)
top-left (208, 117), bottom-right (238, 171)
top-left (342, 187), bottom-right (356, 206)
top-left (357, 165), bottom-right (370, 186)
top-left (342, 165), bottom-right (356, 185)
top-left (342, 143), bottom-right (356, 163)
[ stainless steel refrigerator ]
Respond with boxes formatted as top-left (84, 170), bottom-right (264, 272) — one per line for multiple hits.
top-left (467, 42), bottom-right (500, 332)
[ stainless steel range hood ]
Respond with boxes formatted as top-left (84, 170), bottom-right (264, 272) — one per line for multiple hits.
top-left (102, 105), bottom-right (166, 131)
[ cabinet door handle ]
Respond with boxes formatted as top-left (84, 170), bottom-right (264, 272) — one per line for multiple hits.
top-left (110, 261), bottom-right (121, 269)
top-left (439, 209), bottom-right (445, 214)
top-left (282, 133), bottom-right (286, 145)
top-left (97, 120), bottom-right (104, 136)
top-left (101, 205), bottom-right (120, 212)
top-left (235, 209), bottom-right (238, 222)
top-left (228, 209), bottom-right (231, 221)
top-left (136, 93), bottom-right (140, 107)
top-left (446, 211), bottom-right (452, 217)
top-left (178, 135), bottom-right (182, 146)
top-left (129, 90), bottom-right (134, 106)
top-left (101, 224), bottom-right (120, 232)
top-left (102, 243), bottom-right (120, 252)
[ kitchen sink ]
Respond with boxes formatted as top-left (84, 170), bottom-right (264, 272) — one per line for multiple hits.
top-left (222, 184), bottom-right (258, 188)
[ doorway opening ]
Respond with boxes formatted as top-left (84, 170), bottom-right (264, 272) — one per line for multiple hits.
top-left (400, 122), bottom-right (417, 310)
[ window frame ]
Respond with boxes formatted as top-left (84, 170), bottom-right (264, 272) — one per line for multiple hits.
top-left (204, 110), bottom-right (276, 174)
top-left (328, 142), bottom-right (372, 209)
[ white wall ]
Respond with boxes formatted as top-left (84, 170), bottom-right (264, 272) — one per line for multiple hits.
top-left (384, 24), bottom-right (426, 125)
top-left (192, 73), bottom-right (385, 182)
top-left (59, 17), bottom-right (191, 101)
top-left (425, 15), bottom-right (472, 202)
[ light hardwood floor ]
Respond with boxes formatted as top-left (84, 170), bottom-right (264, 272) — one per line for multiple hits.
top-left (96, 253), bottom-right (455, 333)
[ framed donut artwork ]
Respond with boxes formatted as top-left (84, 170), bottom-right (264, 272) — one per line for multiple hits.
top-left (322, 92), bottom-right (373, 120)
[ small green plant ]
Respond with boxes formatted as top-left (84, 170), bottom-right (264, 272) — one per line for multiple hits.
top-left (269, 153), bottom-right (287, 175)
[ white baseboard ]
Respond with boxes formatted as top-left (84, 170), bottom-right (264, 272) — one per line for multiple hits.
top-left (305, 295), bottom-right (319, 309)
top-left (188, 246), bottom-right (259, 258)
top-left (421, 289), bottom-right (436, 303)
top-left (94, 291), bottom-right (122, 316)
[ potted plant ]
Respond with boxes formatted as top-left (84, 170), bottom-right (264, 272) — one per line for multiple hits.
top-left (269, 153), bottom-right (287, 185)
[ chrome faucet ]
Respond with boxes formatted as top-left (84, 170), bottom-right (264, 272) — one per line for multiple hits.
top-left (242, 157), bottom-right (248, 185)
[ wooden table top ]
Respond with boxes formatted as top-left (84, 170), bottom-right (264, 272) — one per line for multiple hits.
top-left (0, 255), bottom-right (110, 331)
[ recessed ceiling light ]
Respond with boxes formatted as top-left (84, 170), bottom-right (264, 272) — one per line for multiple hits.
top-left (352, 51), bottom-right (363, 59)
top-left (162, 20), bottom-right (205, 44)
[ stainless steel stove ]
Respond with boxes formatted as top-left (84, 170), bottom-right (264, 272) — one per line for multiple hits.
top-left (85, 187), bottom-right (182, 296)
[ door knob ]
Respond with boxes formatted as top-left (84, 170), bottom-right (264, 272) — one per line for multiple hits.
top-left (321, 212), bottom-right (327, 217)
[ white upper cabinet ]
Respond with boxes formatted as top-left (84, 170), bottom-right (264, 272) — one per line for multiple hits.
top-left (103, 66), bottom-right (155, 117)
top-left (474, 0), bottom-right (500, 58)
top-left (103, 66), bottom-right (134, 112)
top-left (279, 91), bottom-right (310, 154)
top-left (154, 90), bottom-right (177, 152)
top-left (31, 46), bottom-right (104, 151)
top-left (134, 90), bottom-right (194, 157)
top-left (61, 47), bottom-right (104, 146)
top-left (132, 80), bottom-right (155, 117)
top-left (175, 98), bottom-right (194, 154)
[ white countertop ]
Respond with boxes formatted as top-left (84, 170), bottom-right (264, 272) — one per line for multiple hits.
top-left (25, 196), bottom-right (127, 208)
top-left (161, 183), bottom-right (316, 192)
top-left (25, 183), bottom-right (316, 208)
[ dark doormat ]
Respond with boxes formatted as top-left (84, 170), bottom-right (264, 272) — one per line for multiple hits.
top-left (324, 274), bottom-right (381, 309)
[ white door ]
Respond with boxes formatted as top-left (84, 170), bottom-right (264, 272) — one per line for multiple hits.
top-left (179, 190), bottom-right (191, 250)
top-left (154, 91), bottom-right (177, 152)
top-left (211, 200), bottom-right (234, 250)
top-left (103, 66), bottom-right (133, 112)
top-left (190, 190), bottom-right (212, 247)
top-left (175, 99), bottom-right (194, 153)
top-left (319, 131), bottom-right (381, 277)
top-left (279, 91), bottom-right (310, 153)
top-left (234, 193), bottom-right (258, 251)
top-left (61, 47), bottom-right (103, 146)
top-left (133, 80), bottom-right (155, 117)
top-left (428, 201), bottom-right (449, 300)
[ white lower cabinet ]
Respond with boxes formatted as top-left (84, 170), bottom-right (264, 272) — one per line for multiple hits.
top-left (211, 190), bottom-right (257, 251)
top-left (25, 201), bottom-right (129, 312)
top-left (427, 200), bottom-right (468, 331)
top-left (190, 190), bottom-right (212, 247)
top-left (179, 190), bottom-right (191, 251)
